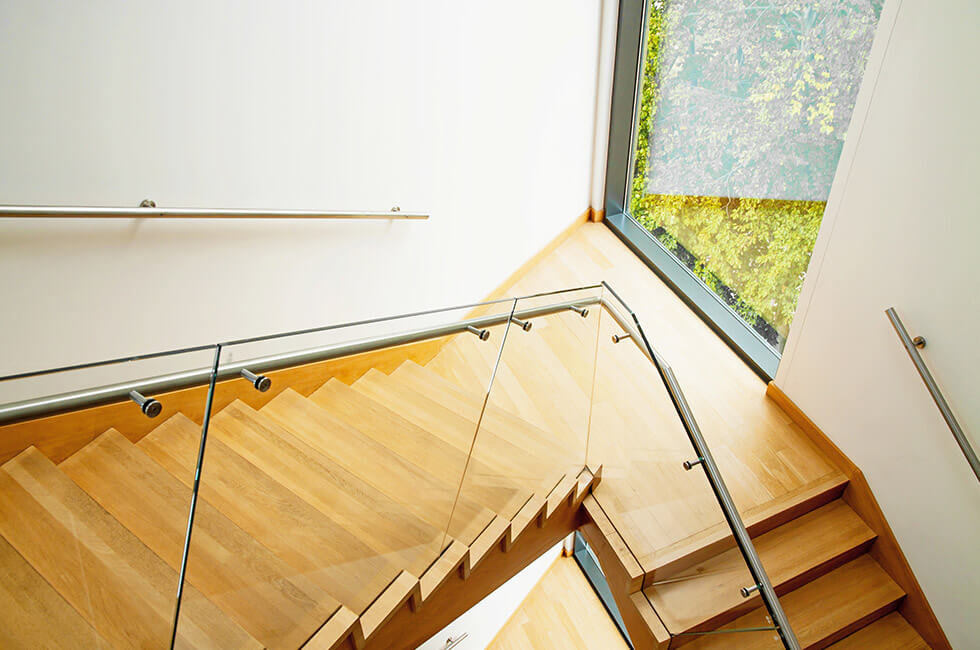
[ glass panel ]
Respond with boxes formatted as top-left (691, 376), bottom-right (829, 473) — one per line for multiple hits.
top-left (178, 300), bottom-right (512, 645)
top-left (589, 294), bottom-right (792, 641)
top-left (0, 347), bottom-right (224, 648)
top-left (448, 286), bottom-right (603, 553)
top-left (629, 0), bottom-right (883, 352)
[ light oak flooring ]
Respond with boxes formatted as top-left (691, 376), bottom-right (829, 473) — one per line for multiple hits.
top-left (487, 555), bottom-right (629, 650)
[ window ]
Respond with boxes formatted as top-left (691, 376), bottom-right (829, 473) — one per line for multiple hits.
top-left (604, 0), bottom-right (883, 378)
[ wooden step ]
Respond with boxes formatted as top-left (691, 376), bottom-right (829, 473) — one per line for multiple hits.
top-left (303, 605), bottom-right (363, 650)
top-left (262, 388), bottom-right (496, 545)
top-left (392, 361), bottom-right (572, 467)
top-left (644, 500), bottom-right (876, 636)
top-left (204, 400), bottom-right (444, 577)
top-left (0, 447), bottom-right (258, 649)
top-left (139, 412), bottom-right (403, 615)
top-left (310, 378), bottom-right (531, 520)
top-left (828, 612), bottom-right (928, 649)
top-left (354, 368), bottom-right (569, 497)
top-left (645, 471), bottom-right (849, 579)
top-left (468, 516), bottom-right (511, 571)
top-left (682, 555), bottom-right (905, 649)
top-left (420, 540), bottom-right (470, 600)
top-left (505, 494), bottom-right (547, 551)
top-left (359, 571), bottom-right (421, 641)
top-left (61, 429), bottom-right (337, 648)
top-left (0, 533), bottom-right (106, 648)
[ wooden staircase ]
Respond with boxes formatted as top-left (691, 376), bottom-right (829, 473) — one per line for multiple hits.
top-left (0, 334), bottom-right (601, 649)
top-left (582, 474), bottom-right (933, 649)
top-left (0, 282), bottom-right (945, 648)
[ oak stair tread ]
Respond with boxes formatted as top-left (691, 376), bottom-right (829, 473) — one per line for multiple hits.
top-left (310, 378), bottom-right (531, 520)
top-left (139, 412), bottom-right (403, 616)
top-left (644, 499), bottom-right (876, 635)
top-left (828, 612), bottom-right (928, 649)
top-left (391, 360), bottom-right (577, 470)
top-left (0, 533), bottom-right (106, 648)
top-left (355, 367), bottom-right (570, 498)
top-left (0, 446), bottom-right (258, 649)
top-left (644, 470), bottom-right (850, 579)
top-left (203, 399), bottom-right (445, 577)
top-left (262, 388), bottom-right (495, 545)
top-left (682, 555), bottom-right (905, 649)
top-left (61, 429), bottom-right (337, 648)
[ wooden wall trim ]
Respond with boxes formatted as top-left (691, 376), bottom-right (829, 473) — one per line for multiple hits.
top-left (590, 207), bottom-right (605, 223)
top-left (766, 381), bottom-right (952, 650)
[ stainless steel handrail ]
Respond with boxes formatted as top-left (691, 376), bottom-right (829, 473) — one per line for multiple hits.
top-left (0, 204), bottom-right (428, 219)
top-left (0, 278), bottom-right (799, 648)
top-left (0, 296), bottom-right (601, 425)
top-left (886, 307), bottom-right (979, 482)
top-left (601, 281), bottom-right (801, 650)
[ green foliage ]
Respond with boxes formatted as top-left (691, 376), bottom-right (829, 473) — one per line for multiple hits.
top-left (633, 194), bottom-right (824, 339)
top-left (627, 1), bottom-right (880, 346)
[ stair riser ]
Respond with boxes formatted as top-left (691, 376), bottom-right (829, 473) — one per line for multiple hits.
top-left (648, 479), bottom-right (848, 585)
top-left (669, 537), bottom-right (876, 644)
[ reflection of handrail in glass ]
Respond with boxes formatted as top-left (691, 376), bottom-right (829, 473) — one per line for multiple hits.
top-left (886, 307), bottom-right (979, 483)
top-left (601, 280), bottom-right (801, 650)
top-left (0, 285), bottom-right (602, 424)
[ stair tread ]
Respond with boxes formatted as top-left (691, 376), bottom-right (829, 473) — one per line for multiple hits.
top-left (62, 429), bottom-right (337, 648)
top-left (262, 388), bottom-right (495, 545)
top-left (452, 315), bottom-right (594, 437)
top-left (645, 471), bottom-right (850, 578)
top-left (420, 540), bottom-right (469, 600)
top-left (0, 533), bottom-right (106, 648)
top-left (355, 368), bottom-right (570, 497)
top-left (393, 360), bottom-right (572, 466)
top-left (828, 612), bottom-right (928, 649)
top-left (204, 400), bottom-right (444, 577)
top-left (311, 378), bottom-right (531, 520)
top-left (644, 499), bottom-right (876, 634)
top-left (683, 555), bottom-right (905, 649)
top-left (140, 412), bottom-right (403, 615)
top-left (0, 447), bottom-right (257, 649)
top-left (359, 571), bottom-right (420, 640)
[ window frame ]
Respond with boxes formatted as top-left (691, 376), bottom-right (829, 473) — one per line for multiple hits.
top-left (602, 0), bottom-right (780, 380)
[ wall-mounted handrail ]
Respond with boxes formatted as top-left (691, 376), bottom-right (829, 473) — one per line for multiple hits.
top-left (886, 307), bottom-right (979, 482)
top-left (602, 281), bottom-right (801, 650)
top-left (0, 295), bottom-right (601, 425)
top-left (0, 204), bottom-right (428, 219)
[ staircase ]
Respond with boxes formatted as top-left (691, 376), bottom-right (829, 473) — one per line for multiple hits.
top-left (0, 279), bottom-right (944, 649)
top-left (0, 334), bottom-right (600, 649)
top-left (582, 460), bottom-right (933, 649)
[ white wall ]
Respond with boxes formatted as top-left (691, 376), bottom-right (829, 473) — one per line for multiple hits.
top-left (777, 1), bottom-right (980, 646)
top-left (418, 542), bottom-right (562, 650)
top-left (0, 1), bottom-right (601, 394)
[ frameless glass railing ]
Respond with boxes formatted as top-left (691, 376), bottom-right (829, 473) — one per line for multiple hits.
top-left (0, 282), bottom-right (798, 648)
top-left (592, 281), bottom-right (799, 648)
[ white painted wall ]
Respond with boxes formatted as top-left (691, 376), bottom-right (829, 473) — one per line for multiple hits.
top-left (0, 1), bottom-right (601, 395)
top-left (776, 1), bottom-right (980, 646)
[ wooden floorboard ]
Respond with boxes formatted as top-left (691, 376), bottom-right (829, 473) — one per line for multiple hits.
top-left (487, 555), bottom-right (629, 650)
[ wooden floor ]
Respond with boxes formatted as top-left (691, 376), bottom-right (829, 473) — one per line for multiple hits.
top-left (487, 555), bottom-right (630, 650)
top-left (492, 223), bottom-right (843, 574)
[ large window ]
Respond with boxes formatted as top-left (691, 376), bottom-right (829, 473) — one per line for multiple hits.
top-left (605, 0), bottom-right (882, 377)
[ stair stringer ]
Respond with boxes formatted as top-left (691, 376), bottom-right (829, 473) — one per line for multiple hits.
top-left (308, 467), bottom-right (600, 650)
